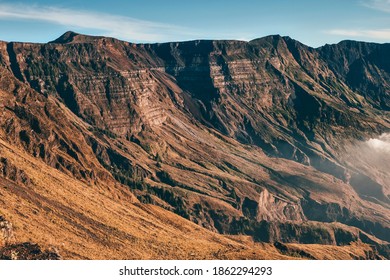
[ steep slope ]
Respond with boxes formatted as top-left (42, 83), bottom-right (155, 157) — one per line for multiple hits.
top-left (0, 32), bottom-right (389, 259)
top-left (0, 137), bottom-right (290, 260)
top-left (0, 73), bottom-right (379, 260)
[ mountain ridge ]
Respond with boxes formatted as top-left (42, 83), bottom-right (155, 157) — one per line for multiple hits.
top-left (0, 32), bottom-right (389, 259)
top-left (48, 31), bottom-right (390, 49)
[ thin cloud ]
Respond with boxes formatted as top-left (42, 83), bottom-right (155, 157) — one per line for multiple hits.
top-left (326, 28), bottom-right (390, 40)
top-left (0, 3), bottom-right (198, 42)
top-left (361, 0), bottom-right (390, 13)
top-left (327, 1), bottom-right (390, 41)
top-left (367, 133), bottom-right (390, 153)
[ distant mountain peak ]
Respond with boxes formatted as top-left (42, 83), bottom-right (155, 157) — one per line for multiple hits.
top-left (250, 34), bottom-right (283, 43)
top-left (49, 31), bottom-right (109, 44)
top-left (50, 31), bottom-right (79, 44)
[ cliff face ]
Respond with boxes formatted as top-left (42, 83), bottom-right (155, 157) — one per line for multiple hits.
top-left (0, 32), bottom-right (389, 258)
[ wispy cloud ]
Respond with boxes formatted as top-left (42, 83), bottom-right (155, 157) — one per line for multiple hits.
top-left (367, 133), bottom-right (390, 153)
top-left (361, 0), bottom-right (390, 13)
top-left (326, 28), bottom-right (390, 40)
top-left (325, 1), bottom-right (390, 41)
top-left (0, 3), bottom-right (198, 42)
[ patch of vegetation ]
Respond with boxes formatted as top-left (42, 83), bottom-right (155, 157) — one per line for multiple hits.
top-left (88, 126), bottom-right (117, 139)
top-left (156, 170), bottom-right (176, 186)
top-left (154, 152), bottom-right (162, 163)
top-left (155, 153), bottom-right (162, 168)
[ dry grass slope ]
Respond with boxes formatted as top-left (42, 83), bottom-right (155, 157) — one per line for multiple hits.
top-left (0, 139), bottom-right (382, 259)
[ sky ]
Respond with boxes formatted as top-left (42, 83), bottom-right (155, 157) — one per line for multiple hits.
top-left (0, 0), bottom-right (390, 47)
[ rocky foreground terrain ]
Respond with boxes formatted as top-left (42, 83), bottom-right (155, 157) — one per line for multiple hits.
top-left (0, 32), bottom-right (389, 259)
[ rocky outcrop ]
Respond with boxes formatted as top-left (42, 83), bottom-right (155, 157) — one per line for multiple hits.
top-left (242, 189), bottom-right (305, 222)
top-left (0, 158), bottom-right (31, 187)
top-left (0, 216), bottom-right (15, 247)
top-left (0, 243), bottom-right (61, 260)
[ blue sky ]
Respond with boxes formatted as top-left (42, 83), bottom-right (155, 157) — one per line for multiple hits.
top-left (0, 0), bottom-right (390, 47)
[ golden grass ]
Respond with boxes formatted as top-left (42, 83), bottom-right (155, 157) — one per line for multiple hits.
top-left (0, 139), bottom-right (380, 259)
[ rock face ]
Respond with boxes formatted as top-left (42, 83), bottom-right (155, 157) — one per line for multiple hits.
top-left (0, 216), bottom-right (15, 247)
top-left (0, 32), bottom-right (389, 258)
top-left (0, 242), bottom-right (61, 260)
top-left (0, 157), bottom-right (31, 187)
